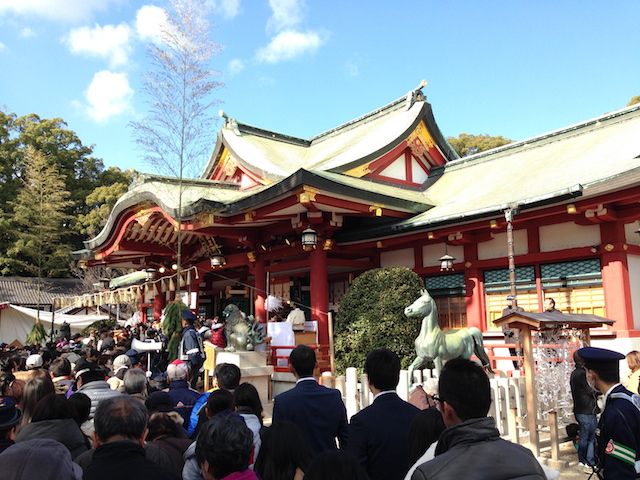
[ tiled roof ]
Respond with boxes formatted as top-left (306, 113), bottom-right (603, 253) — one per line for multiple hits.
top-left (0, 277), bottom-right (86, 306)
top-left (398, 103), bottom-right (640, 230)
top-left (201, 87), bottom-right (458, 180)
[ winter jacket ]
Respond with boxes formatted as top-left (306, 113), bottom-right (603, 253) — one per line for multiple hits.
top-left (239, 413), bottom-right (262, 466)
top-left (82, 440), bottom-right (178, 480)
top-left (16, 418), bottom-right (89, 459)
top-left (77, 380), bottom-right (123, 419)
top-left (167, 380), bottom-right (200, 430)
top-left (411, 417), bottom-right (547, 480)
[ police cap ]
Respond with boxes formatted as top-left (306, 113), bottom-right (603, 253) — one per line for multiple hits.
top-left (577, 346), bottom-right (624, 370)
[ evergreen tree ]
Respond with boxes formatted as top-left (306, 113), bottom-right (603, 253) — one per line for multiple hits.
top-left (447, 133), bottom-right (513, 157)
top-left (2, 146), bottom-right (73, 277)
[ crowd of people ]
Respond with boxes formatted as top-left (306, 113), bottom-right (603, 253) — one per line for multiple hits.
top-left (1, 306), bottom-right (640, 480)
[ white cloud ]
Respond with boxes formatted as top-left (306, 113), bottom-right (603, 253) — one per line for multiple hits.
top-left (210, 0), bottom-right (241, 20)
top-left (65, 23), bottom-right (133, 69)
top-left (76, 70), bottom-right (134, 123)
top-left (256, 29), bottom-right (325, 63)
top-left (0, 0), bottom-right (119, 24)
top-left (345, 62), bottom-right (359, 77)
top-left (266, 0), bottom-right (303, 33)
top-left (228, 58), bottom-right (244, 75)
top-left (135, 5), bottom-right (167, 42)
top-left (0, 41), bottom-right (6, 52)
top-left (19, 27), bottom-right (36, 38)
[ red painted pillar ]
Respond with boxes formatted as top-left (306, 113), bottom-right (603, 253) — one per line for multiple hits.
top-left (254, 256), bottom-right (266, 323)
top-left (600, 222), bottom-right (634, 331)
top-left (153, 292), bottom-right (166, 321)
top-left (310, 247), bottom-right (329, 345)
top-left (463, 243), bottom-right (485, 331)
top-left (465, 268), bottom-right (485, 331)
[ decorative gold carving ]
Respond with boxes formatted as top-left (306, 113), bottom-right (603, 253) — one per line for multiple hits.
top-left (465, 262), bottom-right (472, 268)
top-left (135, 209), bottom-right (154, 227)
top-left (376, 241), bottom-right (384, 249)
top-left (247, 251), bottom-right (256, 262)
top-left (295, 186), bottom-right (319, 204)
top-left (195, 211), bottom-right (215, 228)
top-left (223, 153), bottom-right (236, 177)
top-left (323, 239), bottom-right (334, 251)
top-left (604, 243), bottom-right (614, 252)
top-left (369, 204), bottom-right (384, 216)
top-left (243, 210), bottom-right (255, 221)
top-left (344, 163), bottom-right (372, 178)
top-left (624, 244), bottom-right (628, 250)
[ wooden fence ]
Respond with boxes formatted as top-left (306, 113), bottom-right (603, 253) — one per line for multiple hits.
top-left (317, 367), bottom-right (564, 464)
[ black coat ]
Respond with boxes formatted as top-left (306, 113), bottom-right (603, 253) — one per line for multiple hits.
top-left (82, 440), bottom-right (179, 480)
top-left (570, 366), bottom-right (600, 415)
top-left (348, 392), bottom-right (420, 480)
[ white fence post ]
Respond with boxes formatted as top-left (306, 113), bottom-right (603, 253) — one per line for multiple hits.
top-left (398, 369), bottom-right (410, 401)
top-left (345, 367), bottom-right (359, 419)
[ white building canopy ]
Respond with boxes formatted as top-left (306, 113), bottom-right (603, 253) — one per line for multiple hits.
top-left (0, 303), bottom-right (109, 346)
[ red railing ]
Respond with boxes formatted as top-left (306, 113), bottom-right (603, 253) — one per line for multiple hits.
top-left (267, 344), bottom-right (332, 373)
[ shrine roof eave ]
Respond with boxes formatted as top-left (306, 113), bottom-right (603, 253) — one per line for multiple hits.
top-left (335, 183), bottom-right (583, 244)
top-left (84, 173), bottom-right (251, 250)
top-left (85, 168), bottom-right (434, 251)
top-left (223, 168), bottom-right (435, 215)
top-left (493, 311), bottom-right (615, 331)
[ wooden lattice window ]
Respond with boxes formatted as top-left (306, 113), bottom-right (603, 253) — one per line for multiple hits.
top-left (435, 296), bottom-right (467, 330)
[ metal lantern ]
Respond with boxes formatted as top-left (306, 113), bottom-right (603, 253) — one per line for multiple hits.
top-left (210, 253), bottom-right (227, 267)
top-left (301, 227), bottom-right (318, 250)
top-left (145, 268), bottom-right (157, 281)
top-left (439, 252), bottom-right (455, 271)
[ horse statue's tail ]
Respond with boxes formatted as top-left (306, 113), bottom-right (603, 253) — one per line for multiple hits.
top-left (469, 328), bottom-right (494, 374)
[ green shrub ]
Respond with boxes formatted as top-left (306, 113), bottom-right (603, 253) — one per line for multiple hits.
top-left (81, 318), bottom-right (118, 337)
top-left (334, 266), bottom-right (423, 374)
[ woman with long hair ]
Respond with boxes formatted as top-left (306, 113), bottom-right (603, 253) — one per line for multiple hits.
top-left (235, 382), bottom-right (264, 465)
top-left (17, 370), bottom-right (55, 432)
top-left (254, 421), bottom-right (312, 480)
top-left (626, 351), bottom-right (640, 394)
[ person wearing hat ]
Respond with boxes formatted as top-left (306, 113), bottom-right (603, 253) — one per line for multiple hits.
top-left (25, 354), bottom-right (43, 371)
top-left (501, 295), bottom-right (524, 370)
top-left (0, 396), bottom-right (22, 453)
top-left (107, 354), bottom-right (132, 392)
top-left (578, 346), bottom-right (640, 479)
top-left (74, 358), bottom-right (122, 421)
top-left (570, 350), bottom-right (600, 469)
top-left (179, 310), bottom-right (205, 389)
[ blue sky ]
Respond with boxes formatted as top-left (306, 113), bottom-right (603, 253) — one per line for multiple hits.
top-left (1, 0), bottom-right (639, 174)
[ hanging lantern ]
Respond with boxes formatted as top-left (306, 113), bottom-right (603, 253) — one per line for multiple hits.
top-left (439, 251), bottom-right (455, 271)
top-left (145, 268), bottom-right (157, 281)
top-left (301, 227), bottom-right (317, 251)
top-left (211, 253), bottom-right (227, 267)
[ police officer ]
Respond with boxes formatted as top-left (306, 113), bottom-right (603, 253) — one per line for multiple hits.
top-left (578, 346), bottom-right (640, 479)
top-left (179, 310), bottom-right (204, 389)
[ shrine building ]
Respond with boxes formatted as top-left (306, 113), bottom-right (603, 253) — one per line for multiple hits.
top-left (82, 83), bottom-right (640, 354)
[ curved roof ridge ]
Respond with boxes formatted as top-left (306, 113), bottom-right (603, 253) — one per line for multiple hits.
top-left (447, 102), bottom-right (640, 167)
top-left (309, 81), bottom-right (428, 144)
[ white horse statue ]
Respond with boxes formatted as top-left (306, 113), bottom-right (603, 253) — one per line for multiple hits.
top-left (405, 289), bottom-right (493, 378)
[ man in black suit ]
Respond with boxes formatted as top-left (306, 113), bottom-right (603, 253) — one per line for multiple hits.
top-left (348, 348), bottom-right (420, 480)
top-left (272, 345), bottom-right (348, 457)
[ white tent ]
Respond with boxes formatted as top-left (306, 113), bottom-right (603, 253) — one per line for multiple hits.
top-left (0, 304), bottom-right (109, 345)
